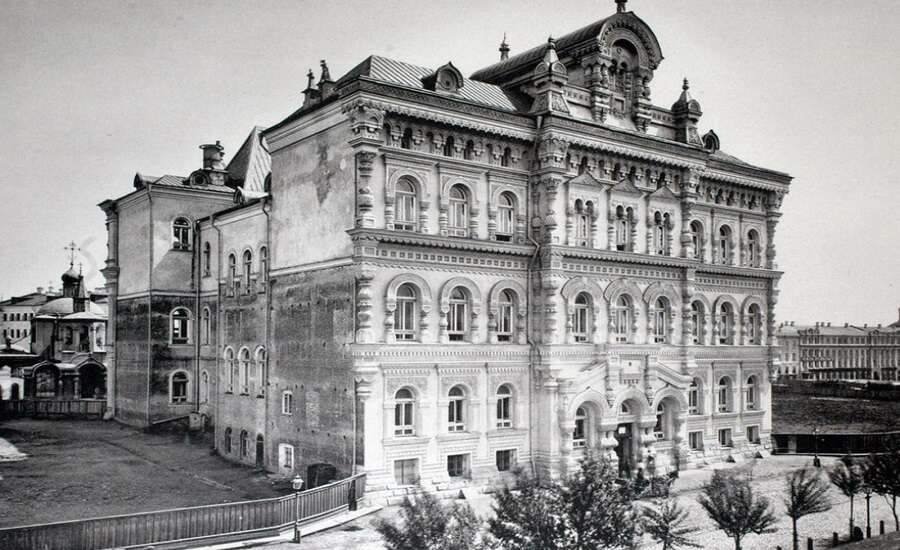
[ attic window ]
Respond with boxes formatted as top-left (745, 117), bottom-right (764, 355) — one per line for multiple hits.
top-left (423, 62), bottom-right (463, 95)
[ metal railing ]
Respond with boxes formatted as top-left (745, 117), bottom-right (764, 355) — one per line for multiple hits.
top-left (0, 472), bottom-right (366, 550)
top-left (0, 399), bottom-right (107, 419)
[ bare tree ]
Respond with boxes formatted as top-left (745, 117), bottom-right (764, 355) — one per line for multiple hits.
top-left (376, 492), bottom-right (482, 550)
top-left (641, 497), bottom-right (700, 550)
top-left (864, 449), bottom-right (900, 531)
top-left (828, 456), bottom-right (864, 537)
top-left (785, 466), bottom-right (832, 550)
top-left (697, 468), bottom-right (777, 550)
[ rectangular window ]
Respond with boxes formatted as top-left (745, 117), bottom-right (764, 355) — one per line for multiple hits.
top-left (688, 387), bottom-right (699, 414)
top-left (497, 304), bottom-right (513, 342)
top-left (746, 425), bottom-right (760, 444)
top-left (394, 402), bottom-right (414, 436)
top-left (574, 307), bottom-right (589, 342)
top-left (496, 449), bottom-right (515, 472)
top-left (396, 299), bottom-right (416, 341)
top-left (448, 399), bottom-right (465, 432)
top-left (497, 208), bottom-right (514, 239)
top-left (496, 396), bottom-right (511, 428)
top-left (448, 302), bottom-right (467, 341)
top-left (447, 454), bottom-right (468, 478)
top-left (394, 459), bottom-right (418, 486)
top-left (282, 391), bottom-right (293, 415)
top-left (689, 431), bottom-right (704, 451)
top-left (654, 310), bottom-right (667, 343)
top-left (278, 444), bottom-right (295, 470)
top-left (396, 194), bottom-right (416, 231)
top-left (718, 428), bottom-right (733, 447)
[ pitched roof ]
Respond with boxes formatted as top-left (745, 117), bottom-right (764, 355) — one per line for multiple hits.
top-left (133, 173), bottom-right (234, 194)
top-left (226, 127), bottom-right (271, 192)
top-left (610, 176), bottom-right (643, 196)
top-left (470, 17), bottom-right (613, 84)
top-left (567, 172), bottom-right (602, 187)
top-left (336, 55), bottom-right (526, 112)
top-left (0, 292), bottom-right (54, 308)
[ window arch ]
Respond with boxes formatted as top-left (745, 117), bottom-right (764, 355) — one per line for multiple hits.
top-left (224, 427), bottom-right (233, 453)
top-left (394, 284), bottom-right (418, 341)
top-left (255, 347), bottom-right (267, 396)
top-left (240, 430), bottom-right (249, 458)
top-left (496, 192), bottom-right (516, 242)
top-left (463, 139), bottom-right (475, 160)
top-left (745, 375), bottom-right (758, 410)
top-left (201, 307), bottom-right (211, 345)
top-left (652, 211), bottom-right (671, 256)
top-left (718, 225), bottom-right (733, 265)
top-left (717, 376), bottom-right (733, 412)
top-left (574, 200), bottom-right (594, 247)
top-left (718, 302), bottom-right (736, 345)
top-left (242, 250), bottom-right (253, 294)
top-left (448, 287), bottom-right (470, 342)
top-left (200, 370), bottom-right (209, 403)
top-left (573, 407), bottom-right (588, 448)
top-left (651, 296), bottom-right (670, 343)
top-left (501, 147), bottom-right (512, 167)
top-left (224, 347), bottom-right (235, 393)
top-left (259, 246), bottom-right (268, 286)
top-left (448, 385), bottom-right (466, 432)
top-left (573, 292), bottom-right (592, 343)
top-left (690, 301), bottom-right (706, 345)
top-left (746, 229), bottom-right (760, 267)
top-left (394, 388), bottom-right (415, 436)
top-left (690, 220), bottom-right (704, 261)
top-left (202, 242), bottom-right (211, 276)
top-left (395, 178), bottom-right (418, 232)
top-left (615, 205), bottom-right (634, 251)
top-left (172, 217), bottom-right (191, 250)
top-left (238, 348), bottom-right (251, 394)
top-left (496, 289), bottom-right (516, 343)
top-left (496, 384), bottom-right (513, 428)
top-left (170, 370), bottom-right (189, 403)
top-left (170, 308), bottom-right (191, 345)
top-left (448, 184), bottom-right (469, 236)
top-left (654, 402), bottom-right (671, 440)
top-left (400, 128), bottom-right (412, 150)
top-left (747, 303), bottom-right (762, 345)
top-left (612, 294), bottom-right (634, 343)
top-left (228, 253), bottom-right (237, 293)
top-left (688, 378), bottom-right (703, 414)
top-left (443, 136), bottom-right (455, 157)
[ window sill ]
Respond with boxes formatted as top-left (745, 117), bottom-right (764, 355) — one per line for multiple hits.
top-left (436, 432), bottom-right (480, 443)
top-left (171, 248), bottom-right (192, 252)
top-left (383, 436), bottom-right (429, 446)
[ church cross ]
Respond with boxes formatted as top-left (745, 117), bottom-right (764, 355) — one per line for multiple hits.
top-left (64, 241), bottom-right (80, 266)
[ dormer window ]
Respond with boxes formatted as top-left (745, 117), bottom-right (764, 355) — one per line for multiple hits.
top-left (423, 62), bottom-right (464, 95)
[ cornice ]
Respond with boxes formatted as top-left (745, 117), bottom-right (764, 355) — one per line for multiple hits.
top-left (382, 148), bottom-right (529, 180)
top-left (349, 228), bottom-right (535, 257)
top-left (352, 343), bottom-right (531, 362)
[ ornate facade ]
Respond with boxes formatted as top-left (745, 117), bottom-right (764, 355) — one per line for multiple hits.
top-left (101, 1), bottom-right (791, 495)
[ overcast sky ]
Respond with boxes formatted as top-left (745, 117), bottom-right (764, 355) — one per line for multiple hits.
top-left (1, 0), bottom-right (898, 325)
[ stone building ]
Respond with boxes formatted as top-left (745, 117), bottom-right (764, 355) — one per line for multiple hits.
top-left (101, 1), bottom-right (791, 493)
top-left (0, 287), bottom-right (59, 352)
top-left (797, 320), bottom-right (900, 382)
top-left (775, 322), bottom-right (809, 379)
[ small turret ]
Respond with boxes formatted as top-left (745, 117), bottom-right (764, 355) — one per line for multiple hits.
top-left (529, 38), bottom-right (570, 115)
top-left (672, 79), bottom-right (703, 145)
top-left (318, 60), bottom-right (336, 100)
top-left (302, 69), bottom-right (319, 107)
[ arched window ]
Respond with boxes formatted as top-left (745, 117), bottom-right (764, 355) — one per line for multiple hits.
top-left (573, 292), bottom-right (591, 343)
top-left (747, 304), bottom-right (762, 345)
top-left (400, 128), bottom-right (412, 150)
top-left (448, 287), bottom-right (469, 342)
top-left (615, 206), bottom-right (633, 252)
top-left (496, 192), bottom-right (515, 241)
top-left (242, 250), bottom-right (253, 294)
top-left (496, 384), bottom-right (513, 428)
top-left (448, 385), bottom-right (466, 432)
top-left (573, 407), bottom-right (587, 448)
top-left (395, 283), bottom-right (418, 341)
top-left (259, 246), bottom-right (268, 285)
top-left (443, 136), bottom-right (455, 157)
top-left (463, 140), bottom-right (475, 161)
top-left (224, 347), bottom-right (235, 392)
top-left (228, 253), bottom-right (237, 293)
top-left (255, 348), bottom-right (267, 396)
top-left (747, 229), bottom-right (760, 267)
top-left (448, 185), bottom-right (469, 236)
top-left (395, 179), bottom-right (417, 231)
top-left (690, 221), bottom-right (704, 260)
top-left (653, 212), bottom-right (670, 255)
top-left (574, 200), bottom-right (590, 247)
top-left (691, 301), bottom-right (705, 345)
top-left (201, 307), bottom-right (211, 345)
top-left (501, 147), bottom-right (511, 167)
top-left (654, 403), bottom-right (669, 440)
top-left (719, 225), bottom-right (733, 265)
top-left (171, 371), bottom-right (189, 403)
top-left (719, 302), bottom-right (735, 345)
top-left (612, 295), bottom-right (633, 343)
top-left (394, 388), bottom-right (415, 436)
top-left (170, 308), bottom-right (191, 345)
top-left (689, 378), bottom-right (702, 414)
top-left (172, 217), bottom-right (191, 250)
top-left (202, 242), bottom-right (211, 276)
top-left (239, 348), bottom-right (251, 394)
top-left (224, 427), bottom-right (232, 453)
top-left (240, 430), bottom-right (249, 458)
top-left (652, 297), bottom-right (669, 343)
top-left (496, 289), bottom-right (515, 343)
top-left (717, 376), bottom-right (732, 412)
top-left (578, 157), bottom-right (588, 175)
top-left (745, 375), bottom-right (758, 410)
top-left (200, 370), bottom-right (209, 403)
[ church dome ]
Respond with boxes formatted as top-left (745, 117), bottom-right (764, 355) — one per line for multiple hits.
top-left (61, 265), bottom-right (80, 282)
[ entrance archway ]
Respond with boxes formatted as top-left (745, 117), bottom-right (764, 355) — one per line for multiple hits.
top-left (34, 364), bottom-right (60, 398)
top-left (615, 399), bottom-right (641, 477)
top-left (79, 363), bottom-right (106, 399)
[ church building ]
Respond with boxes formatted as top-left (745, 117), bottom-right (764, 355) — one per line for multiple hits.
top-left (100, 0), bottom-right (791, 495)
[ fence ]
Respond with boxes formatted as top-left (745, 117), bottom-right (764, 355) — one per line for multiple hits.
top-left (774, 379), bottom-right (900, 401)
top-left (771, 431), bottom-right (900, 455)
top-left (0, 399), bottom-right (107, 419)
top-left (0, 472), bottom-right (366, 550)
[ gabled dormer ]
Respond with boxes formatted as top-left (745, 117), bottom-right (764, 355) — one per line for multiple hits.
top-left (422, 62), bottom-right (464, 95)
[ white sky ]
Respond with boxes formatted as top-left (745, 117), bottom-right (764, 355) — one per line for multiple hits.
top-left (1, 0), bottom-right (898, 326)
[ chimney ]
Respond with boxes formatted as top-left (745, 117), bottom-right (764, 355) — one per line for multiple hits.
top-left (878, 324), bottom-right (882, 328)
top-left (200, 141), bottom-right (226, 171)
top-left (827, 322), bottom-right (831, 327)
top-left (864, 323), bottom-right (868, 328)
top-left (844, 323), bottom-right (849, 328)
top-left (791, 321), bottom-right (795, 326)
top-left (36, 286), bottom-right (44, 294)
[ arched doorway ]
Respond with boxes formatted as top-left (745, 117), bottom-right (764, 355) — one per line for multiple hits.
top-left (34, 364), bottom-right (60, 398)
top-left (615, 398), bottom-right (642, 477)
top-left (10, 383), bottom-right (19, 400)
top-left (255, 435), bottom-right (265, 469)
top-left (79, 363), bottom-right (106, 399)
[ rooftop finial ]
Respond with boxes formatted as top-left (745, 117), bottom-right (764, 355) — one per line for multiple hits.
top-left (64, 241), bottom-right (80, 268)
top-left (683, 78), bottom-right (690, 91)
top-left (547, 36), bottom-right (556, 50)
top-left (499, 33), bottom-right (510, 61)
top-left (319, 59), bottom-right (332, 82)
top-left (616, 0), bottom-right (627, 13)
top-left (306, 69), bottom-right (315, 90)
